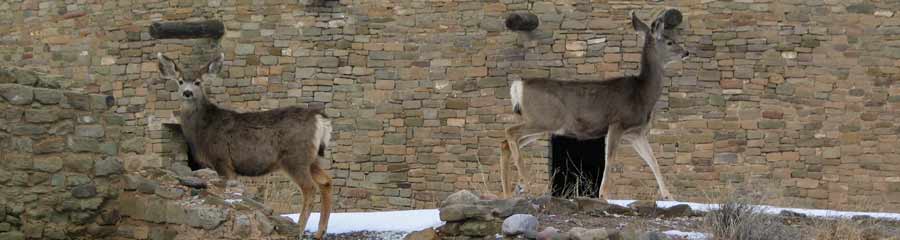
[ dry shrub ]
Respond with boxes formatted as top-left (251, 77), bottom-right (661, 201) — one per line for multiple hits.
top-left (811, 219), bottom-right (887, 240)
top-left (703, 196), bottom-right (800, 240)
top-left (702, 180), bottom-right (801, 240)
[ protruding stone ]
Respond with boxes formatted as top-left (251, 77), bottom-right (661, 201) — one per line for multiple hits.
top-left (0, 84), bottom-right (34, 105)
top-left (71, 184), bottom-right (98, 198)
top-left (441, 190), bottom-right (479, 207)
top-left (94, 157), bottom-right (124, 176)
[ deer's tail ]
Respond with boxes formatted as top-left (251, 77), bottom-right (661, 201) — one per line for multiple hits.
top-left (510, 80), bottom-right (523, 115)
top-left (314, 114), bottom-right (332, 157)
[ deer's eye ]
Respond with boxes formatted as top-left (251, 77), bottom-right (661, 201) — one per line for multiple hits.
top-left (667, 41), bottom-right (673, 46)
top-left (178, 80), bottom-right (184, 85)
top-left (194, 81), bottom-right (201, 86)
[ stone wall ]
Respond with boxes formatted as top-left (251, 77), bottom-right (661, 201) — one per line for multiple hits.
top-left (1, 0), bottom-right (899, 213)
top-left (0, 74), bottom-right (123, 239)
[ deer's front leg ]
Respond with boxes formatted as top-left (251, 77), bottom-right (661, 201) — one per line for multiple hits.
top-left (598, 124), bottom-right (624, 200)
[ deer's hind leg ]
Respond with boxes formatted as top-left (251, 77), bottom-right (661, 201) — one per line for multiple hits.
top-left (284, 162), bottom-right (317, 238)
top-left (504, 123), bottom-right (548, 196)
top-left (500, 140), bottom-right (513, 198)
top-left (629, 132), bottom-right (674, 200)
top-left (310, 164), bottom-right (332, 239)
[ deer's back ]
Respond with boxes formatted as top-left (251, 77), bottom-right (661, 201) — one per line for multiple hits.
top-left (186, 105), bottom-right (324, 176)
top-left (519, 77), bottom-right (657, 139)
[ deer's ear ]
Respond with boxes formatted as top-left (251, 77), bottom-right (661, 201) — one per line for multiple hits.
top-left (652, 19), bottom-right (665, 39)
top-left (157, 53), bottom-right (179, 80)
top-left (204, 53), bottom-right (224, 75)
top-left (631, 11), bottom-right (650, 34)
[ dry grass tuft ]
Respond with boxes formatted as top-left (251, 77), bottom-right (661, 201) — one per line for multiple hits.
top-left (703, 196), bottom-right (800, 240)
top-left (811, 219), bottom-right (887, 240)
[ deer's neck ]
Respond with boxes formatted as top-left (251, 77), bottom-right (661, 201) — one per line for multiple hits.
top-left (179, 98), bottom-right (215, 139)
top-left (638, 34), bottom-right (664, 95)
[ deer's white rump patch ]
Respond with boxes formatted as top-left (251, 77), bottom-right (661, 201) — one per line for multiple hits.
top-left (314, 114), bottom-right (332, 157)
top-left (510, 80), bottom-right (523, 114)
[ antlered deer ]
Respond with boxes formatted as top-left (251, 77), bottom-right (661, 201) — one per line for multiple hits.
top-left (157, 53), bottom-right (333, 239)
top-left (500, 10), bottom-right (689, 200)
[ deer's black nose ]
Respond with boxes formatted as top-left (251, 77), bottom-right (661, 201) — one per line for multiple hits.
top-left (683, 52), bottom-right (690, 57)
top-left (183, 91), bottom-right (193, 98)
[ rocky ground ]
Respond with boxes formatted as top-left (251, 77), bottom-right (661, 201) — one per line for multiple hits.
top-left (306, 190), bottom-right (900, 240)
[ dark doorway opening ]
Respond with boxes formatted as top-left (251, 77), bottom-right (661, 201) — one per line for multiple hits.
top-left (550, 134), bottom-right (606, 198)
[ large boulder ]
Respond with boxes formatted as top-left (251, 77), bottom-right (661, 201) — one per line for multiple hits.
top-left (502, 214), bottom-right (538, 236)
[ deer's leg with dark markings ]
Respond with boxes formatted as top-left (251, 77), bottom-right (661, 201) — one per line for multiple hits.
top-left (598, 124), bottom-right (624, 200)
top-left (311, 164), bottom-right (332, 239)
top-left (630, 132), bottom-right (674, 200)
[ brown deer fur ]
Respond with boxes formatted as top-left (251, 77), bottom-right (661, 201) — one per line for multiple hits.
top-left (500, 10), bottom-right (689, 200)
top-left (156, 53), bottom-right (333, 239)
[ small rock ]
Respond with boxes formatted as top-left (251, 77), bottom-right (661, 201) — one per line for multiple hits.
top-left (441, 190), bottom-right (480, 207)
top-left (404, 227), bottom-right (438, 240)
top-left (193, 169), bottom-right (219, 180)
top-left (874, 10), bottom-right (894, 17)
top-left (537, 227), bottom-right (562, 240)
top-left (170, 164), bottom-right (192, 177)
top-left (71, 184), bottom-right (98, 198)
top-left (502, 214), bottom-right (538, 236)
top-left (660, 204), bottom-right (693, 218)
top-left (155, 187), bottom-right (184, 200)
top-left (779, 210), bottom-right (807, 219)
top-left (604, 204), bottom-right (635, 215)
top-left (487, 197), bottom-right (536, 218)
top-left (177, 176), bottom-right (208, 189)
top-left (628, 200), bottom-right (659, 216)
top-left (272, 216), bottom-right (301, 235)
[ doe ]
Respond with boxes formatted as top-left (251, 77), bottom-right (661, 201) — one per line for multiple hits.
top-left (156, 53), bottom-right (333, 239)
top-left (500, 10), bottom-right (689, 200)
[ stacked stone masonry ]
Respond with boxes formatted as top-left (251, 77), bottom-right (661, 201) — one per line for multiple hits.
top-left (1, 78), bottom-right (123, 239)
top-left (1, 0), bottom-right (899, 213)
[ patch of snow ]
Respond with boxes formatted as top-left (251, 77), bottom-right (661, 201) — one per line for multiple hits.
top-left (608, 200), bottom-right (900, 221)
top-left (663, 230), bottom-right (707, 240)
top-left (224, 199), bottom-right (242, 204)
top-left (282, 209), bottom-right (443, 234)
